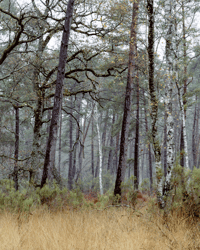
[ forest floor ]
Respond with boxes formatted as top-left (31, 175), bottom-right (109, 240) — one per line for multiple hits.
top-left (0, 200), bottom-right (200, 250)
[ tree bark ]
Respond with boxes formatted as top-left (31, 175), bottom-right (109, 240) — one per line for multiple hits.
top-left (41, 0), bottom-right (75, 188)
top-left (101, 110), bottom-right (108, 169)
top-left (113, 130), bottom-right (120, 174)
top-left (144, 94), bottom-right (153, 193)
top-left (14, 105), bottom-right (19, 191)
top-left (179, 1), bottom-right (188, 170)
top-left (30, 36), bottom-right (44, 184)
top-left (78, 103), bottom-right (93, 180)
top-left (95, 104), bottom-right (103, 195)
top-left (58, 108), bottom-right (62, 175)
top-left (182, 1), bottom-right (187, 119)
top-left (162, 0), bottom-right (175, 203)
top-left (73, 97), bottom-right (82, 180)
top-left (114, 1), bottom-right (138, 198)
top-left (163, 111), bottom-right (167, 177)
top-left (147, 0), bottom-right (162, 204)
top-left (177, 88), bottom-right (189, 170)
top-left (107, 113), bottom-right (115, 173)
top-left (91, 115), bottom-right (94, 177)
top-left (95, 154), bottom-right (99, 179)
top-left (30, 1), bottom-right (53, 184)
top-left (68, 96), bottom-right (74, 190)
top-left (192, 100), bottom-right (200, 168)
top-left (134, 73), bottom-right (139, 190)
top-left (128, 140), bottom-right (133, 179)
top-left (140, 144), bottom-right (146, 185)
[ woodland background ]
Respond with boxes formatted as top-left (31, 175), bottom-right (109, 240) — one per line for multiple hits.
top-left (1, 0), bottom-right (200, 201)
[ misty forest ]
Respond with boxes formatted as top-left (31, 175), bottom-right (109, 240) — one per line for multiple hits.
top-left (1, 0), bottom-right (200, 249)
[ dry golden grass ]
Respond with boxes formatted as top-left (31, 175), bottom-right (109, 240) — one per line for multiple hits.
top-left (0, 206), bottom-right (200, 250)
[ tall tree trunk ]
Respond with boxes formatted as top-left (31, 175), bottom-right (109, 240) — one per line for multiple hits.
top-left (140, 144), bottom-right (145, 185)
top-left (192, 105), bottom-right (197, 168)
top-left (95, 105), bottom-right (103, 195)
top-left (14, 105), bottom-right (19, 191)
top-left (73, 97), bottom-right (82, 180)
top-left (77, 104), bottom-right (93, 180)
top-left (182, 1), bottom-right (187, 119)
top-left (182, 1), bottom-right (188, 169)
top-left (102, 110), bottom-right (108, 168)
top-left (148, 144), bottom-right (153, 194)
top-left (47, 123), bottom-right (57, 181)
top-left (68, 96), bottom-right (73, 190)
top-left (114, 1), bottom-right (138, 198)
top-left (30, 36), bottom-right (44, 184)
top-left (195, 103), bottom-right (200, 167)
top-left (107, 113), bottom-right (115, 173)
top-left (177, 88), bottom-right (189, 170)
top-left (180, 125), bottom-right (184, 167)
top-left (144, 93), bottom-right (153, 193)
top-left (128, 140), bottom-right (133, 179)
top-left (95, 156), bottom-right (99, 179)
top-left (193, 100), bottom-right (200, 168)
top-left (41, 0), bottom-right (75, 188)
top-left (91, 115), bottom-right (94, 177)
top-left (163, 111), bottom-right (167, 177)
top-left (58, 106), bottom-right (62, 175)
top-left (179, 1), bottom-right (188, 170)
top-left (134, 73), bottom-right (139, 190)
top-left (30, 1), bottom-right (53, 184)
top-left (113, 130), bottom-right (120, 174)
top-left (147, 0), bottom-right (162, 203)
top-left (162, 0), bottom-right (175, 202)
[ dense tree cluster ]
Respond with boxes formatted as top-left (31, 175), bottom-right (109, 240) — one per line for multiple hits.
top-left (1, 0), bottom-right (200, 208)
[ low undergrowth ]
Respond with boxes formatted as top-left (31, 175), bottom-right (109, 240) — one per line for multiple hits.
top-left (0, 177), bottom-right (200, 249)
top-left (0, 178), bottom-right (149, 213)
top-left (0, 202), bottom-right (200, 250)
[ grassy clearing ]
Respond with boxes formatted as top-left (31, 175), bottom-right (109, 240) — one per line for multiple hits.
top-left (0, 204), bottom-right (200, 250)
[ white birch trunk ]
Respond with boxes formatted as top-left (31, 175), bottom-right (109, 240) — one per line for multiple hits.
top-left (94, 105), bottom-right (103, 195)
top-left (174, 0), bottom-right (189, 171)
top-left (163, 0), bottom-right (175, 198)
top-left (178, 90), bottom-right (189, 170)
top-left (156, 161), bottom-right (163, 204)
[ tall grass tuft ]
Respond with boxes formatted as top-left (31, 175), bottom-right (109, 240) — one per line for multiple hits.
top-left (0, 206), bottom-right (200, 250)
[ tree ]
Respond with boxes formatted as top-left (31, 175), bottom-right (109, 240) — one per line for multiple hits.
top-left (114, 0), bottom-right (139, 199)
top-left (68, 96), bottom-right (74, 190)
top-left (94, 104), bottom-right (103, 195)
top-left (134, 73), bottom-right (139, 190)
top-left (147, 0), bottom-right (163, 205)
top-left (13, 104), bottom-right (19, 190)
top-left (161, 0), bottom-right (176, 206)
top-left (41, 0), bottom-right (75, 188)
top-left (0, 0), bottom-right (40, 65)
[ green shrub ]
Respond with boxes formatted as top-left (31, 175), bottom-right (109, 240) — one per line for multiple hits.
top-left (67, 187), bottom-right (84, 208)
top-left (140, 178), bottom-right (150, 193)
